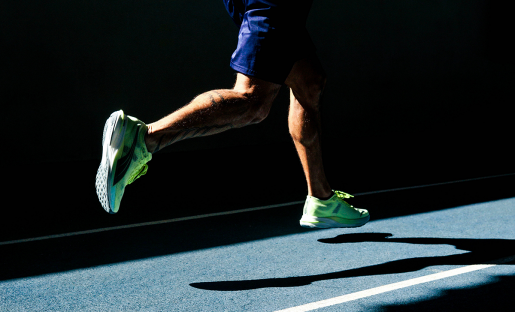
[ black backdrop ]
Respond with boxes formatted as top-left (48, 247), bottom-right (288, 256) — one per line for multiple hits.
top-left (1, 1), bottom-right (513, 237)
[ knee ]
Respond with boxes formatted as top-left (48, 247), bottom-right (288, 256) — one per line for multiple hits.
top-left (293, 72), bottom-right (327, 111)
top-left (248, 98), bottom-right (272, 124)
top-left (236, 96), bottom-right (270, 125)
top-left (314, 70), bottom-right (327, 90)
top-left (235, 86), bottom-right (279, 125)
top-left (308, 71), bottom-right (327, 106)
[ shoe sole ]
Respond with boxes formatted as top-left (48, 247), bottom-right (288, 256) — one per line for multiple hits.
top-left (95, 110), bottom-right (127, 213)
top-left (299, 215), bottom-right (370, 229)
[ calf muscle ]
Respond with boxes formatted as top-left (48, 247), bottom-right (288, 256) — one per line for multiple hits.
top-left (145, 74), bottom-right (281, 153)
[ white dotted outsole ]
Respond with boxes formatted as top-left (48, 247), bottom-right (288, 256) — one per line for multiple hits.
top-left (95, 111), bottom-right (125, 213)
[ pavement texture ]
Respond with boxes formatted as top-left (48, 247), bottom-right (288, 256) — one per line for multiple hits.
top-left (1, 174), bottom-right (514, 311)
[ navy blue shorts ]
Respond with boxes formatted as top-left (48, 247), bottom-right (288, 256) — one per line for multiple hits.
top-left (223, 0), bottom-right (316, 84)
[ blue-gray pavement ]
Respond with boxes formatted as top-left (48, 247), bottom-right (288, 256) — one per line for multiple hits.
top-left (1, 195), bottom-right (514, 311)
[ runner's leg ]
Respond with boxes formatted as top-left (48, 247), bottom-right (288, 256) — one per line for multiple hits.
top-left (145, 74), bottom-right (281, 153)
top-left (285, 54), bottom-right (332, 199)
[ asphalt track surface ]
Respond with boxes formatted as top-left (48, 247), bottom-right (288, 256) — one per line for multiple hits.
top-left (2, 170), bottom-right (515, 311)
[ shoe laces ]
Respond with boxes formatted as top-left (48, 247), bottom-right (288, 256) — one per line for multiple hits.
top-left (334, 190), bottom-right (354, 207)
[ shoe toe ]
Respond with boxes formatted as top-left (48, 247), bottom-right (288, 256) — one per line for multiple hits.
top-left (357, 208), bottom-right (369, 218)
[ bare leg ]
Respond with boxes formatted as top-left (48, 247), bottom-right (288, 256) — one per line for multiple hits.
top-left (285, 55), bottom-right (332, 199)
top-left (145, 74), bottom-right (281, 153)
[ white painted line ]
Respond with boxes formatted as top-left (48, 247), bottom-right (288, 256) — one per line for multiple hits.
top-left (275, 254), bottom-right (515, 312)
top-left (0, 201), bottom-right (304, 246)
top-left (355, 172), bottom-right (515, 196)
top-left (1, 172), bottom-right (513, 246)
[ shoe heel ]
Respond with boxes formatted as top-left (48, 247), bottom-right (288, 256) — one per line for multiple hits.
top-left (110, 111), bottom-right (127, 149)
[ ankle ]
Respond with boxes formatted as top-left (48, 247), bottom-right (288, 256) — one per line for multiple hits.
top-left (311, 190), bottom-right (333, 200)
top-left (144, 126), bottom-right (158, 154)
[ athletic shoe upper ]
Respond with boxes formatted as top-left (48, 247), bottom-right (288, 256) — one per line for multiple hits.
top-left (95, 110), bottom-right (152, 214)
top-left (300, 190), bottom-right (370, 228)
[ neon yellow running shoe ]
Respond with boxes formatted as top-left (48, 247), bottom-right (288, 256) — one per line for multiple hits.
top-left (300, 190), bottom-right (370, 228)
top-left (95, 110), bottom-right (152, 214)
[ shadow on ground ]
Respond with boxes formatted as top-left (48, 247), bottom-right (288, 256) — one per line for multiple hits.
top-left (190, 233), bottom-right (515, 290)
top-left (1, 173), bottom-right (514, 281)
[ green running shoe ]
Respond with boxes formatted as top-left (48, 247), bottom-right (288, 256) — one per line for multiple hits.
top-left (300, 190), bottom-right (370, 228)
top-left (95, 110), bottom-right (152, 214)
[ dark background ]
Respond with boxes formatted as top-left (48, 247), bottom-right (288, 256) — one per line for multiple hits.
top-left (2, 0), bottom-right (513, 240)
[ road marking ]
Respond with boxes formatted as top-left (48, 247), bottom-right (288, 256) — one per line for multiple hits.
top-left (1, 172), bottom-right (513, 246)
top-left (354, 172), bottom-right (515, 195)
top-left (275, 254), bottom-right (515, 312)
top-left (0, 201), bottom-right (304, 246)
